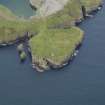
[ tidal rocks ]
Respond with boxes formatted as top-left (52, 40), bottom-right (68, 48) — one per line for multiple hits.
top-left (20, 51), bottom-right (26, 61)
top-left (17, 44), bottom-right (24, 53)
top-left (17, 44), bottom-right (27, 62)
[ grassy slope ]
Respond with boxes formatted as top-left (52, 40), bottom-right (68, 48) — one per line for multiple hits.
top-left (30, 27), bottom-right (83, 68)
top-left (0, 5), bottom-right (17, 20)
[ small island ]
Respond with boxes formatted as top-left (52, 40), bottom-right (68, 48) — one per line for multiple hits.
top-left (0, 0), bottom-right (102, 72)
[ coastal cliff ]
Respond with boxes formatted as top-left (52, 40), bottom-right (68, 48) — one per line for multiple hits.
top-left (0, 0), bottom-right (102, 72)
top-left (29, 0), bottom-right (102, 72)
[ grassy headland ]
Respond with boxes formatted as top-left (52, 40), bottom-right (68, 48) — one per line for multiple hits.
top-left (30, 27), bottom-right (84, 71)
top-left (0, 0), bottom-right (102, 72)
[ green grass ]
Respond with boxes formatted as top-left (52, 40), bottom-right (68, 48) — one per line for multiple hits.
top-left (30, 27), bottom-right (84, 66)
top-left (0, 18), bottom-right (40, 43)
top-left (43, 0), bottom-right (82, 28)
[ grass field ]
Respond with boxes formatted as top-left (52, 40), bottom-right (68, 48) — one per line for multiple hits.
top-left (30, 27), bottom-right (84, 69)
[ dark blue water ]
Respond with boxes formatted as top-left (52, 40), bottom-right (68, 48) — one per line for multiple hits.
top-left (0, 1), bottom-right (105, 105)
top-left (0, 0), bottom-right (35, 18)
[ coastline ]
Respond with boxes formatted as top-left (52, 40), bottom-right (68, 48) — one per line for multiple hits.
top-left (30, 3), bottom-right (102, 72)
top-left (0, 0), bottom-right (103, 72)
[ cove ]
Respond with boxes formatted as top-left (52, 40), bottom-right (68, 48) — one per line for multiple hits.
top-left (0, 1), bottom-right (105, 105)
top-left (0, 0), bottom-right (35, 18)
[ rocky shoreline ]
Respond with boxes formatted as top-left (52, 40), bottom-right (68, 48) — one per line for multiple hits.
top-left (0, 31), bottom-right (36, 47)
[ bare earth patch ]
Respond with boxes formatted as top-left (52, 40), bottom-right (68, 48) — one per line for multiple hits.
top-left (30, 0), bottom-right (69, 16)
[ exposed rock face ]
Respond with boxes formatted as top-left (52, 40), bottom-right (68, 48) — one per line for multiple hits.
top-left (30, 0), bottom-right (69, 16)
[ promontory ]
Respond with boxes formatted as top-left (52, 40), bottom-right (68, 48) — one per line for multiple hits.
top-left (0, 0), bottom-right (102, 72)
